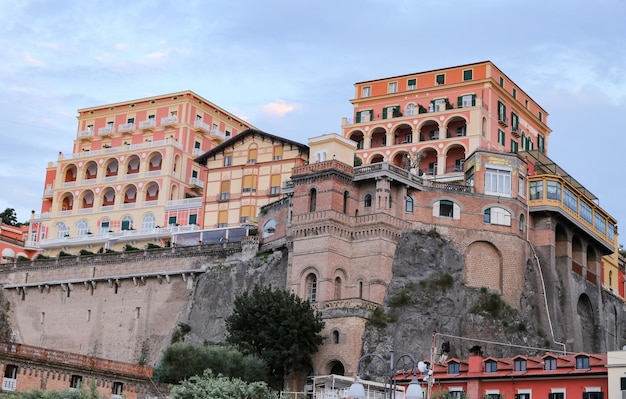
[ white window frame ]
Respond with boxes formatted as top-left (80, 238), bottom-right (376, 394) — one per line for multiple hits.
top-left (362, 86), bottom-right (371, 98)
top-left (388, 82), bottom-right (398, 93)
top-left (461, 95), bottom-right (473, 108)
top-left (485, 166), bottom-right (512, 197)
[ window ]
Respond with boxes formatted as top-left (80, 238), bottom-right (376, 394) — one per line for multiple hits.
top-left (364, 194), bottom-right (372, 208)
top-left (307, 274), bottom-right (317, 302)
top-left (407, 79), bottom-right (416, 90)
top-left (55, 221), bottom-right (69, 238)
top-left (510, 139), bottom-right (518, 153)
top-left (262, 219), bottom-right (276, 238)
top-left (192, 170), bottom-right (198, 179)
top-left (594, 211), bottom-right (606, 234)
top-left (448, 362), bottom-right (460, 374)
top-left (449, 391), bottom-right (465, 399)
top-left (498, 101), bottom-right (507, 123)
top-left (515, 394), bottom-right (530, 399)
top-left (544, 356), bottom-right (557, 370)
top-left (356, 110), bottom-right (372, 123)
top-left (70, 375), bottom-right (83, 389)
top-left (406, 103), bottom-right (415, 116)
top-left (428, 162), bottom-right (438, 174)
top-left (511, 112), bottom-right (519, 131)
top-left (405, 196), bottom-right (414, 213)
top-left (548, 393), bottom-right (564, 399)
top-left (431, 98), bottom-right (446, 112)
top-left (463, 70), bottom-right (473, 81)
top-left (225, 130), bottom-right (231, 137)
top-left (270, 174), bottom-right (281, 196)
top-left (343, 191), bottom-right (349, 214)
top-left (248, 148), bottom-right (257, 164)
top-left (518, 176), bottom-right (525, 198)
top-left (457, 126), bottom-right (466, 137)
top-left (362, 86), bottom-right (371, 98)
top-left (458, 94), bottom-right (476, 108)
top-left (436, 74), bottom-right (445, 85)
top-left (142, 213), bottom-right (156, 230)
top-left (76, 219), bottom-right (90, 236)
top-left (112, 382), bottom-right (124, 395)
top-left (168, 216), bottom-right (177, 226)
top-left (485, 360), bottom-right (497, 373)
top-left (188, 214), bottom-right (197, 225)
top-left (484, 207), bottom-right (511, 226)
top-left (121, 216), bottom-right (133, 230)
top-left (499, 77), bottom-right (504, 87)
top-left (512, 88), bottom-right (517, 99)
top-left (218, 210), bottom-right (228, 228)
top-left (519, 213), bottom-right (525, 232)
top-left (220, 181), bottom-right (231, 201)
top-left (529, 181), bottom-right (543, 200)
top-left (582, 393), bottom-right (603, 399)
top-left (196, 114), bottom-right (202, 121)
top-left (439, 200), bottom-right (454, 218)
top-left (388, 82), bottom-right (398, 93)
top-left (576, 355), bottom-right (589, 369)
top-left (224, 154), bottom-right (233, 167)
top-left (194, 141), bottom-right (201, 149)
top-left (538, 111), bottom-right (543, 122)
top-left (485, 167), bottom-right (511, 196)
top-left (538, 134), bottom-right (545, 153)
top-left (148, 114), bottom-right (155, 120)
top-left (580, 201), bottom-right (592, 224)
top-left (332, 330), bottom-right (340, 344)
top-left (546, 180), bottom-right (561, 201)
top-left (334, 276), bottom-right (342, 299)
top-left (309, 188), bottom-right (317, 212)
top-left (514, 358), bottom-right (527, 372)
top-left (498, 130), bottom-right (505, 146)
top-left (4, 364), bottom-right (18, 379)
top-left (242, 175), bottom-right (257, 193)
top-left (99, 219), bottom-right (110, 234)
top-left (273, 146), bottom-right (283, 160)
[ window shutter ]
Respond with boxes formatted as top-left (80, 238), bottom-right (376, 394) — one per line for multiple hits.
top-left (457, 96), bottom-right (463, 107)
top-left (356, 111), bottom-right (361, 123)
top-left (271, 174), bottom-right (281, 186)
top-left (472, 94), bottom-right (476, 106)
top-left (218, 211), bottom-right (228, 224)
top-left (220, 180), bottom-right (230, 193)
top-left (243, 175), bottom-right (252, 189)
top-left (382, 108), bottom-right (388, 119)
top-left (273, 146), bottom-right (283, 158)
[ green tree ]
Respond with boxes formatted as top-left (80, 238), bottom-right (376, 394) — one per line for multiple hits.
top-left (171, 369), bottom-right (278, 399)
top-left (0, 208), bottom-right (18, 226)
top-left (154, 342), bottom-right (269, 384)
top-left (226, 285), bottom-right (325, 390)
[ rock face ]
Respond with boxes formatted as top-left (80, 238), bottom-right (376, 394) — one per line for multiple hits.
top-left (183, 249), bottom-right (289, 344)
top-left (360, 229), bottom-right (623, 364)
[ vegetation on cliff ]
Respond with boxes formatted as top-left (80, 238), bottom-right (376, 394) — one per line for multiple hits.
top-left (170, 369), bottom-right (278, 399)
top-left (226, 285), bottom-right (325, 390)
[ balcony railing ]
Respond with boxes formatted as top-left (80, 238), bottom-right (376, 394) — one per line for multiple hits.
top-left (98, 126), bottom-right (115, 136)
top-left (189, 177), bottom-right (204, 188)
top-left (161, 116), bottom-right (178, 126)
top-left (210, 128), bottom-right (226, 141)
top-left (166, 197), bottom-right (202, 208)
top-left (193, 120), bottom-right (211, 133)
top-left (139, 119), bottom-right (156, 130)
top-left (57, 138), bottom-right (183, 161)
top-left (192, 148), bottom-right (202, 156)
top-left (118, 122), bottom-right (135, 133)
top-left (78, 130), bottom-right (94, 139)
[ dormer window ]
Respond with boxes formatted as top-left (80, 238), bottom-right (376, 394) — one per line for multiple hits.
top-left (575, 355), bottom-right (589, 369)
top-left (514, 358), bottom-right (526, 372)
top-left (485, 360), bottom-right (497, 373)
top-left (448, 362), bottom-right (460, 374)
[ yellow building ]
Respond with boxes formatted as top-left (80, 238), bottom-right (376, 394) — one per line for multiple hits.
top-left (194, 129), bottom-right (308, 229)
top-left (31, 91), bottom-right (254, 255)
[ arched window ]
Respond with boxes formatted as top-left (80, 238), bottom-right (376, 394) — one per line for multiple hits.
top-left (364, 194), bottom-right (372, 208)
top-left (358, 281), bottom-right (363, 298)
top-left (519, 213), bottom-right (525, 232)
top-left (263, 219), bottom-right (277, 238)
top-left (142, 213), bottom-right (156, 230)
top-left (334, 277), bottom-right (342, 299)
top-left (405, 196), bottom-right (414, 213)
top-left (55, 221), bottom-right (69, 238)
top-left (76, 219), bottom-right (90, 236)
top-left (343, 191), bottom-right (349, 214)
top-left (609, 270), bottom-right (613, 286)
top-left (309, 188), bottom-right (317, 212)
top-left (307, 274), bottom-right (317, 302)
top-left (99, 218), bottom-right (110, 234)
top-left (332, 330), bottom-right (340, 344)
top-left (121, 216), bottom-right (133, 231)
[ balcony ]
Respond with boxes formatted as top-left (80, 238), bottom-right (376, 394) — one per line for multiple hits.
top-left (139, 119), bottom-right (156, 131)
top-left (498, 115), bottom-right (508, 127)
top-left (118, 122), bottom-right (135, 134)
top-left (193, 120), bottom-right (211, 134)
top-left (189, 177), bottom-right (204, 188)
top-left (165, 197), bottom-right (202, 210)
top-left (56, 138), bottom-right (184, 161)
top-left (43, 185), bottom-right (53, 198)
top-left (511, 126), bottom-right (520, 138)
top-left (98, 126), bottom-right (115, 137)
top-left (192, 148), bottom-right (202, 156)
top-left (161, 116), bottom-right (178, 127)
top-left (78, 130), bottom-right (94, 140)
top-left (210, 128), bottom-right (226, 141)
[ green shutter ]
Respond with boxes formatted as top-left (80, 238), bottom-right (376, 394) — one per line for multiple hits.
top-left (472, 94), bottom-right (476, 106)
top-left (356, 111), bottom-right (361, 123)
top-left (382, 108), bottom-right (388, 119)
top-left (457, 97), bottom-right (463, 107)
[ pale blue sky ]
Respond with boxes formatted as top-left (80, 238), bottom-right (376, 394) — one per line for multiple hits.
top-left (1, 0), bottom-right (625, 245)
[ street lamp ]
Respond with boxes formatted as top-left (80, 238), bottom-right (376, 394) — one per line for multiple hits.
top-left (348, 350), bottom-right (424, 399)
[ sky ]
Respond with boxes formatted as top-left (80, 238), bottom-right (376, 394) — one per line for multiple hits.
top-left (0, 0), bottom-right (624, 245)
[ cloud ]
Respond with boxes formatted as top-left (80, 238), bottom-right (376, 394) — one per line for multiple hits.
top-left (259, 99), bottom-right (298, 117)
top-left (22, 52), bottom-right (46, 67)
